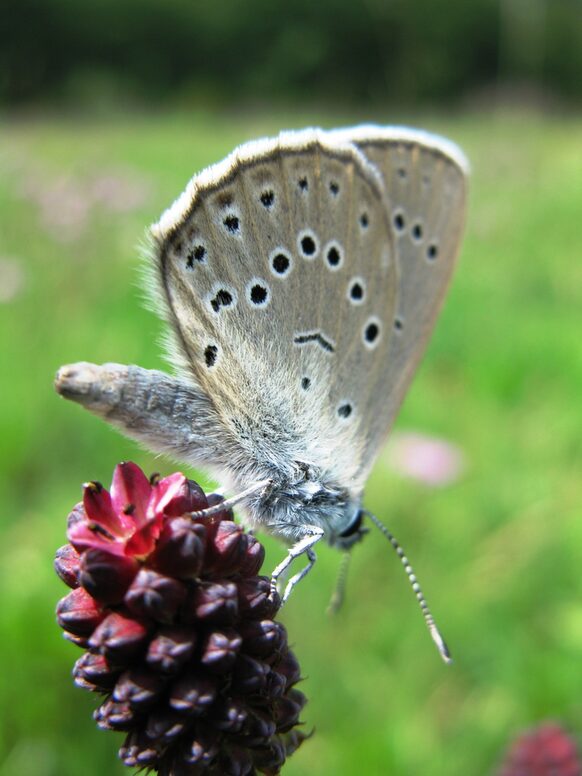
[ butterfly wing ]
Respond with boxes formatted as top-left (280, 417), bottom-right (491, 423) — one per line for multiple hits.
top-left (149, 129), bottom-right (398, 489)
top-left (329, 126), bottom-right (469, 477)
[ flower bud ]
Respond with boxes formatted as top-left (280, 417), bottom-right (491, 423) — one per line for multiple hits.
top-left (232, 654), bottom-right (270, 695)
top-left (180, 724), bottom-right (220, 769)
top-left (205, 521), bottom-right (247, 577)
top-left (54, 544), bottom-right (81, 588)
top-left (89, 612), bottom-right (150, 662)
top-left (252, 736), bottom-right (286, 771)
top-left (201, 628), bottom-right (242, 673)
top-left (113, 667), bottom-right (167, 710)
top-left (274, 688), bottom-right (307, 733)
top-left (238, 577), bottom-right (280, 620)
top-left (79, 548), bottom-right (138, 604)
top-left (211, 697), bottom-right (249, 733)
top-left (56, 587), bottom-right (104, 636)
top-left (169, 673), bottom-right (217, 716)
top-left (95, 698), bottom-right (137, 731)
top-left (187, 580), bottom-right (239, 625)
top-left (73, 652), bottom-right (120, 692)
top-left (274, 649), bottom-right (302, 689)
top-left (124, 568), bottom-right (187, 622)
top-left (239, 533), bottom-right (265, 577)
top-left (146, 626), bottom-right (196, 674)
top-left (145, 707), bottom-right (188, 743)
top-left (239, 619), bottom-right (287, 659)
top-left (152, 517), bottom-right (206, 579)
top-left (119, 729), bottom-right (166, 768)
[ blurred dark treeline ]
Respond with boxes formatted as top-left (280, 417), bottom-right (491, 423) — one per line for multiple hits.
top-left (1, 0), bottom-right (581, 107)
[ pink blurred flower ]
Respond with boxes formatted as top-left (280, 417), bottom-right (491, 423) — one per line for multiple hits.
top-left (90, 171), bottom-right (151, 213)
top-left (16, 165), bottom-right (151, 243)
top-left (497, 722), bottom-right (581, 776)
top-left (383, 431), bottom-right (465, 487)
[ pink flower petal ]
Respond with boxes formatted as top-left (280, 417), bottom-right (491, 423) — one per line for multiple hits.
top-left (82, 482), bottom-right (127, 538)
top-left (125, 520), bottom-right (161, 559)
top-left (110, 462), bottom-right (152, 529)
top-left (149, 473), bottom-right (208, 519)
top-left (68, 520), bottom-right (127, 557)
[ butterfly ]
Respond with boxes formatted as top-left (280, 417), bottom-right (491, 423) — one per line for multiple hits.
top-left (56, 126), bottom-right (468, 662)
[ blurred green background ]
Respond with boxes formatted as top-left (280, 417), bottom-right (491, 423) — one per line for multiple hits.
top-left (1, 1), bottom-right (581, 775)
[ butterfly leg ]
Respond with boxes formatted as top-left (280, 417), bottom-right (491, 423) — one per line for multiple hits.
top-left (281, 548), bottom-right (317, 604)
top-left (270, 527), bottom-right (324, 604)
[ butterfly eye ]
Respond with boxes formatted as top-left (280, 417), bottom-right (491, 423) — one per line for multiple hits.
top-left (298, 177), bottom-right (308, 192)
top-left (394, 317), bottom-right (404, 332)
top-left (359, 212), bottom-right (369, 229)
top-left (301, 377), bottom-right (311, 391)
top-left (329, 181), bottom-right (339, 196)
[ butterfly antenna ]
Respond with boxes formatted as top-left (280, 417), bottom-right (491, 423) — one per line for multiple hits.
top-left (190, 478), bottom-right (272, 518)
top-left (327, 551), bottom-right (352, 615)
top-left (364, 510), bottom-right (452, 665)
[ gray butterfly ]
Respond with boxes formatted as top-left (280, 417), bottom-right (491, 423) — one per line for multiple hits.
top-left (55, 126), bottom-right (468, 662)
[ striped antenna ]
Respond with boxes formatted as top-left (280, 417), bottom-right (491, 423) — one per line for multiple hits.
top-left (364, 510), bottom-right (452, 664)
top-left (327, 551), bottom-right (352, 615)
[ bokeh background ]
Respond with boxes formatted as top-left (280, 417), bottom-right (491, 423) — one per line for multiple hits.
top-left (1, 1), bottom-right (581, 774)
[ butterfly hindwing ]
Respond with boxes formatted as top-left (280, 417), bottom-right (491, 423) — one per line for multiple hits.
top-left (329, 126), bottom-right (469, 476)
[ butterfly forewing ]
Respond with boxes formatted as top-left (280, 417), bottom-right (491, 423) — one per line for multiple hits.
top-left (150, 130), bottom-right (397, 485)
top-left (329, 126), bottom-right (469, 476)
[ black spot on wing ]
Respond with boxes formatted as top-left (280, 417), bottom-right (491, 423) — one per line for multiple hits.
top-left (294, 331), bottom-right (335, 353)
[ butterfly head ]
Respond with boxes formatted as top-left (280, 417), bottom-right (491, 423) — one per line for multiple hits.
top-left (332, 508), bottom-right (369, 550)
top-left (228, 459), bottom-right (367, 548)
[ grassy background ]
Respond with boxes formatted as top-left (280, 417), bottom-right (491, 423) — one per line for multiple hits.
top-left (0, 108), bottom-right (581, 775)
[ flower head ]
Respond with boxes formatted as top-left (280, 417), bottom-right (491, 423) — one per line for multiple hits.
top-left (56, 462), bottom-right (308, 774)
top-left (498, 722), bottom-right (581, 776)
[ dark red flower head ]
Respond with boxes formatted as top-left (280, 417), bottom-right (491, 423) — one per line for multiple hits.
top-left (56, 462), bottom-right (308, 775)
top-left (498, 722), bottom-right (581, 776)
